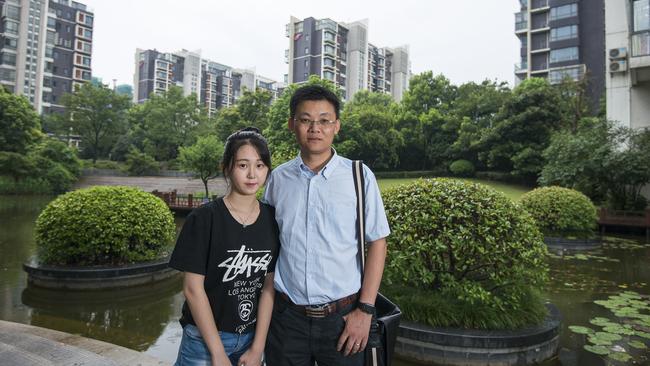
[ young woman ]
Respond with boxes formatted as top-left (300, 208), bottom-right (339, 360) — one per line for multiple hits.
top-left (170, 127), bottom-right (279, 366)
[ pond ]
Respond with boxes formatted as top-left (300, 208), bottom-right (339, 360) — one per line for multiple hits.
top-left (1, 194), bottom-right (649, 365)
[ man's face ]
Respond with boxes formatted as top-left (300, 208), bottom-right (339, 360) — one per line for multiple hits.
top-left (288, 99), bottom-right (340, 157)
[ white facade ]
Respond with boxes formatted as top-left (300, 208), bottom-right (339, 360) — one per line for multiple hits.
top-left (605, 0), bottom-right (650, 130)
top-left (345, 20), bottom-right (369, 99)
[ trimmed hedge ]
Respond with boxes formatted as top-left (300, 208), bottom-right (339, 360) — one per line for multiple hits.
top-left (520, 186), bottom-right (597, 238)
top-left (449, 159), bottom-right (475, 177)
top-left (35, 186), bottom-right (175, 265)
top-left (382, 178), bottom-right (548, 330)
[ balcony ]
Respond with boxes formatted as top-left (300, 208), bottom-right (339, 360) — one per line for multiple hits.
top-left (632, 31), bottom-right (650, 57)
top-left (515, 62), bottom-right (528, 73)
top-left (515, 20), bottom-right (528, 33)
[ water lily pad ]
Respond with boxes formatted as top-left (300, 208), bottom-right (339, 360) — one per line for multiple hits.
top-left (594, 332), bottom-right (622, 342)
top-left (636, 331), bottom-right (650, 339)
top-left (603, 325), bottom-right (636, 335)
top-left (588, 336), bottom-right (613, 346)
top-left (608, 351), bottom-right (632, 362)
top-left (628, 340), bottom-right (647, 349)
top-left (583, 344), bottom-right (610, 355)
top-left (569, 325), bottom-right (594, 335)
top-left (589, 318), bottom-right (618, 328)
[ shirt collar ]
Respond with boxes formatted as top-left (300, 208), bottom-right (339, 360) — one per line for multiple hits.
top-left (296, 148), bottom-right (340, 180)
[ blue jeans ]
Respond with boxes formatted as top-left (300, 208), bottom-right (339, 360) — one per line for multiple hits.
top-left (174, 324), bottom-right (254, 366)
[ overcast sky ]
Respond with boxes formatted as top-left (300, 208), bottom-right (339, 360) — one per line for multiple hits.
top-left (82, 0), bottom-right (521, 88)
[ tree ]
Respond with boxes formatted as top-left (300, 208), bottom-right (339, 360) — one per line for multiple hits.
top-left (450, 80), bottom-right (512, 166)
top-left (338, 91), bottom-right (403, 170)
top-left (133, 86), bottom-right (208, 161)
top-left (0, 151), bottom-right (35, 182)
top-left (179, 136), bottom-right (224, 197)
top-left (0, 87), bottom-right (41, 154)
top-left (479, 78), bottom-right (564, 180)
top-left (60, 83), bottom-right (131, 163)
top-left (401, 71), bottom-right (458, 116)
top-left (214, 89), bottom-right (274, 143)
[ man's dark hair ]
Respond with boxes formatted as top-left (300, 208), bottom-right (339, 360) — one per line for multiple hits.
top-left (289, 85), bottom-right (341, 120)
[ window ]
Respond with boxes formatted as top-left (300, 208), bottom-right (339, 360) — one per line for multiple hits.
top-left (47, 17), bottom-right (56, 28)
top-left (304, 47), bottom-right (309, 54)
top-left (550, 25), bottom-right (578, 41)
top-left (324, 45), bottom-right (335, 55)
top-left (324, 31), bottom-right (336, 42)
top-left (549, 66), bottom-right (583, 84)
top-left (0, 68), bottom-right (15, 81)
top-left (75, 54), bottom-right (91, 67)
top-left (1, 53), bottom-right (16, 66)
top-left (633, 0), bottom-right (650, 32)
top-left (4, 38), bottom-right (17, 50)
top-left (304, 59), bottom-right (309, 67)
top-left (550, 3), bottom-right (578, 21)
top-left (4, 21), bottom-right (19, 35)
top-left (550, 46), bottom-right (579, 63)
top-left (324, 58), bottom-right (335, 67)
top-left (323, 71), bottom-right (335, 80)
top-left (5, 5), bottom-right (20, 20)
top-left (77, 26), bottom-right (92, 39)
top-left (76, 40), bottom-right (92, 53)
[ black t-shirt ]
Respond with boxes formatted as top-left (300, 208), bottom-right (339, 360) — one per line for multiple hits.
top-left (169, 198), bottom-right (279, 334)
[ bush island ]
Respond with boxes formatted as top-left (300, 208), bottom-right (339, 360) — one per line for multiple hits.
top-left (382, 178), bottom-right (548, 330)
top-left (125, 148), bottom-right (159, 176)
top-left (449, 159), bottom-right (475, 177)
top-left (35, 186), bottom-right (175, 265)
top-left (520, 186), bottom-right (597, 238)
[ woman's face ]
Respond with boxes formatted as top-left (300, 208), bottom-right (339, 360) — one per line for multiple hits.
top-left (227, 144), bottom-right (269, 196)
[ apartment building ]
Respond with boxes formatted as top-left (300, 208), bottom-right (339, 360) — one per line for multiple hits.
top-left (605, 0), bottom-right (650, 130)
top-left (134, 48), bottom-right (283, 116)
top-left (0, 0), bottom-right (93, 114)
top-left (285, 16), bottom-right (411, 101)
top-left (514, 0), bottom-right (605, 111)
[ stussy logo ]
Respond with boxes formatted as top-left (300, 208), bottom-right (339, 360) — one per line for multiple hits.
top-left (217, 245), bottom-right (272, 282)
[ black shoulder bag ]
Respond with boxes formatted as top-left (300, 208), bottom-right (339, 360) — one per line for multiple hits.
top-left (352, 160), bottom-right (402, 366)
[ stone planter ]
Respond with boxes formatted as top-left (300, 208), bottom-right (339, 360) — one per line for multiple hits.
top-left (23, 257), bottom-right (180, 290)
top-left (395, 304), bottom-right (561, 366)
top-left (544, 236), bottom-right (601, 250)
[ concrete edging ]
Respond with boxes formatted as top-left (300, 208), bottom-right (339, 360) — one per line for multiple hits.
top-left (23, 257), bottom-right (179, 290)
top-left (394, 303), bottom-right (561, 366)
top-left (0, 320), bottom-right (170, 366)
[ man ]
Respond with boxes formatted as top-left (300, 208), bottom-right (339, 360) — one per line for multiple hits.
top-left (263, 85), bottom-right (390, 366)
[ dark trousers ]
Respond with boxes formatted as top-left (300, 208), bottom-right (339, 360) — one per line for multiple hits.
top-left (265, 294), bottom-right (364, 366)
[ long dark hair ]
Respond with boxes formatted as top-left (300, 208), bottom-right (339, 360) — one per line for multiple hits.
top-left (221, 127), bottom-right (272, 179)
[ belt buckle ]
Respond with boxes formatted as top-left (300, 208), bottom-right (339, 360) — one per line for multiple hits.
top-left (305, 303), bottom-right (330, 318)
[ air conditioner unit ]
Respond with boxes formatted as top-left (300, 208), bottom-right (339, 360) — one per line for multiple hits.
top-left (609, 47), bottom-right (628, 59)
top-left (610, 60), bottom-right (627, 73)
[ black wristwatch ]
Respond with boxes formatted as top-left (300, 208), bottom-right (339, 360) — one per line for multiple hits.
top-left (357, 302), bottom-right (376, 316)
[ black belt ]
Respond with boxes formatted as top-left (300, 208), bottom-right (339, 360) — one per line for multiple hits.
top-left (279, 292), bottom-right (359, 318)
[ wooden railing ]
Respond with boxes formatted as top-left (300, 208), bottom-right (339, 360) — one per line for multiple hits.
top-left (598, 208), bottom-right (650, 240)
top-left (151, 190), bottom-right (216, 212)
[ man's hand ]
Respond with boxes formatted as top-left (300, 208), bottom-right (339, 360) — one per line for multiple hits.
top-left (336, 308), bottom-right (372, 356)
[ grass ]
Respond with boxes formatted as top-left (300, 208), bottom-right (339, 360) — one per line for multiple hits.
top-left (377, 177), bottom-right (532, 201)
top-left (381, 283), bottom-right (548, 330)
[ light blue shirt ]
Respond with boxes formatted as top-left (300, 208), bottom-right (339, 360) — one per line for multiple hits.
top-left (263, 151), bottom-right (390, 305)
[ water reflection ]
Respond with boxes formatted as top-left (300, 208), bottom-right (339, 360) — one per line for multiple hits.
top-left (2, 195), bottom-right (650, 365)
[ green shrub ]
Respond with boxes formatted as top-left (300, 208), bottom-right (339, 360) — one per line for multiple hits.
top-left (125, 149), bottom-right (159, 176)
top-left (93, 160), bottom-right (123, 170)
top-left (520, 186), bottom-right (597, 238)
top-left (449, 159), bottom-right (475, 177)
top-left (35, 186), bottom-right (175, 265)
top-left (0, 176), bottom-right (52, 195)
top-left (382, 178), bottom-right (548, 330)
top-left (31, 138), bottom-right (82, 177)
top-left (44, 163), bottom-right (75, 193)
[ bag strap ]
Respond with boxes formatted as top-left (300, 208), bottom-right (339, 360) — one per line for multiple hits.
top-left (352, 160), bottom-right (366, 279)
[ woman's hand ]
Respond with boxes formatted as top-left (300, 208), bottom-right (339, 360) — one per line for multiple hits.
top-left (211, 351), bottom-right (234, 366)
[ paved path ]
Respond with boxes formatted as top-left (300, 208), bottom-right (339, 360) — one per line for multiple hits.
top-left (74, 175), bottom-right (228, 196)
top-left (0, 320), bottom-right (170, 366)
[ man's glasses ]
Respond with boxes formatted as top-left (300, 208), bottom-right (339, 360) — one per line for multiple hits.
top-left (293, 118), bottom-right (337, 127)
